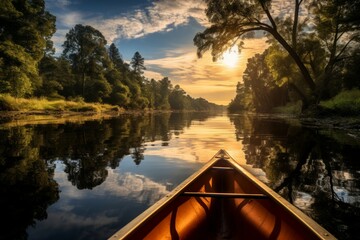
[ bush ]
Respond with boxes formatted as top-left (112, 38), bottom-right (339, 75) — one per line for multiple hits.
top-left (0, 94), bottom-right (19, 111)
top-left (319, 89), bottom-right (360, 116)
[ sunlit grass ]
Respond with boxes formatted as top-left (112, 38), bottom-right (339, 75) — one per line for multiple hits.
top-left (319, 89), bottom-right (360, 116)
top-left (0, 94), bottom-right (121, 112)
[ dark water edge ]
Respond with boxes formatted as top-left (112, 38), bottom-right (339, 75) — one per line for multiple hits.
top-left (0, 112), bottom-right (359, 240)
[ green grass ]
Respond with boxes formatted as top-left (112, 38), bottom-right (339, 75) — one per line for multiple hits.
top-left (0, 94), bottom-right (121, 113)
top-left (319, 89), bottom-right (360, 116)
top-left (272, 101), bottom-right (302, 115)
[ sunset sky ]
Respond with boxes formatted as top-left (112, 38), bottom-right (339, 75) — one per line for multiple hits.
top-left (45, 0), bottom-right (271, 105)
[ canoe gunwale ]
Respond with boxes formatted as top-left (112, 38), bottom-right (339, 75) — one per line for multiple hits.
top-left (108, 149), bottom-right (224, 240)
top-left (108, 149), bottom-right (337, 240)
top-left (223, 150), bottom-right (337, 240)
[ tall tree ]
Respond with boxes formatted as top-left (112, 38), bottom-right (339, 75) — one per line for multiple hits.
top-left (228, 82), bottom-right (253, 112)
top-left (0, 0), bottom-right (56, 97)
top-left (130, 51), bottom-right (146, 75)
top-left (194, 0), bottom-right (316, 94)
top-left (169, 85), bottom-right (188, 110)
top-left (108, 43), bottom-right (124, 69)
top-left (158, 77), bottom-right (171, 110)
top-left (311, 0), bottom-right (360, 99)
top-left (194, 0), bottom-right (360, 109)
top-left (62, 24), bottom-right (110, 100)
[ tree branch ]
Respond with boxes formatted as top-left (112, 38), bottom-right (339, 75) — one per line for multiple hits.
top-left (259, 2), bottom-right (277, 30)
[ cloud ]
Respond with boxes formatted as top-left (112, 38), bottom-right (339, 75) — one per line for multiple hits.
top-left (144, 38), bottom-right (268, 104)
top-left (49, 0), bottom-right (208, 54)
top-left (58, 11), bottom-right (84, 28)
top-left (88, 0), bottom-right (208, 42)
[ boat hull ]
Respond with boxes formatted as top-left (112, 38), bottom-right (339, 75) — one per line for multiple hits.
top-left (109, 150), bottom-right (336, 240)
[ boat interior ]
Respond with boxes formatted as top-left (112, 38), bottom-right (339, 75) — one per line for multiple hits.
top-left (117, 157), bottom-right (331, 240)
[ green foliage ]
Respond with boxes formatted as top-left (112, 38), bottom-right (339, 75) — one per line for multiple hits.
top-left (62, 24), bottom-right (110, 100)
top-left (157, 77), bottom-right (171, 110)
top-left (319, 89), bottom-right (360, 116)
top-left (130, 51), bottom-right (146, 75)
top-left (0, 0), bottom-right (56, 96)
top-left (0, 94), bottom-right (119, 112)
top-left (169, 85), bottom-right (188, 110)
top-left (108, 43), bottom-right (124, 68)
top-left (228, 82), bottom-right (253, 113)
top-left (0, 40), bottom-right (36, 96)
top-left (0, 2), bottom-right (222, 112)
top-left (196, 0), bottom-right (360, 112)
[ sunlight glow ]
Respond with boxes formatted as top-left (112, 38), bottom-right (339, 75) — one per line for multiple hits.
top-left (221, 46), bottom-right (239, 68)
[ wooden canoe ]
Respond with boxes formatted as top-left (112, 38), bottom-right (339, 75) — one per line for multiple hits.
top-left (109, 150), bottom-right (336, 240)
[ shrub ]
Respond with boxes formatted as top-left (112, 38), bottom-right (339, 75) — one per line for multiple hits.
top-left (319, 89), bottom-right (360, 116)
top-left (0, 94), bottom-right (19, 111)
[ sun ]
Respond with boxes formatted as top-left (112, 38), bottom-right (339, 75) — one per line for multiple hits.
top-left (221, 46), bottom-right (239, 68)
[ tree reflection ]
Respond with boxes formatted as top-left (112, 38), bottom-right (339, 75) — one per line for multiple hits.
top-left (230, 114), bottom-right (360, 240)
top-left (0, 127), bottom-right (59, 240)
top-left (0, 111), bottom-right (218, 239)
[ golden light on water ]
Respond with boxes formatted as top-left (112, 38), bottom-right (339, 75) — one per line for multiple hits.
top-left (221, 46), bottom-right (239, 68)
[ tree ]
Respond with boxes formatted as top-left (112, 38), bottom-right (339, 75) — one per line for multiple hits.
top-left (130, 51), bottom-right (146, 75)
top-left (108, 43), bottom-right (124, 69)
top-left (158, 77), bottom-right (171, 110)
top-left (169, 85), bottom-right (188, 110)
top-left (105, 69), bottom-right (130, 107)
top-left (194, 0), bottom-right (316, 94)
top-left (0, 0), bottom-right (56, 97)
top-left (311, 0), bottom-right (360, 99)
top-left (62, 24), bottom-right (110, 100)
top-left (194, 0), bottom-right (360, 110)
top-left (228, 82), bottom-right (253, 113)
top-left (38, 55), bottom-right (64, 99)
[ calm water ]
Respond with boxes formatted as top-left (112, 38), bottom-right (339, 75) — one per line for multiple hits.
top-left (0, 112), bottom-right (359, 240)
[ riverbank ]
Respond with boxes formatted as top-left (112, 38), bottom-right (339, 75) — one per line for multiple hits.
top-left (0, 110), bottom-right (124, 127)
top-left (0, 94), bottom-right (124, 125)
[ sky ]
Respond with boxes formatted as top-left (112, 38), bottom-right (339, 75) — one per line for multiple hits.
top-left (44, 0), bottom-right (270, 105)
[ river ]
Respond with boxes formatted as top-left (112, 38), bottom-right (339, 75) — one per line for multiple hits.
top-left (0, 112), bottom-right (359, 240)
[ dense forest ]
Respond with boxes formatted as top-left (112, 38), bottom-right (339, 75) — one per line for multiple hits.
top-left (194, 0), bottom-right (360, 115)
top-left (0, 0), bottom-right (223, 112)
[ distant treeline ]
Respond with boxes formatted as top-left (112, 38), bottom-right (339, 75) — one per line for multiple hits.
top-left (0, 1), bottom-right (223, 112)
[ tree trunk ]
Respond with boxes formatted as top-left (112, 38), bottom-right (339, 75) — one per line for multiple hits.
top-left (270, 29), bottom-right (316, 92)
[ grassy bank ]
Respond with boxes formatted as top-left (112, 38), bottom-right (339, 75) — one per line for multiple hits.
top-left (0, 94), bottom-right (121, 113)
top-left (319, 89), bottom-right (360, 116)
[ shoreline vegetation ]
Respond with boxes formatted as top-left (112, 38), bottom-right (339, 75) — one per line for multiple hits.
top-left (1, 94), bottom-right (359, 131)
top-left (0, 94), bottom-right (122, 124)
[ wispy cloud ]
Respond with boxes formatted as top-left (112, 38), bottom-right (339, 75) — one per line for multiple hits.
top-left (58, 11), bottom-right (84, 28)
top-left (49, 0), bottom-right (208, 53)
top-left (91, 0), bottom-right (208, 42)
top-left (145, 38), bottom-right (268, 104)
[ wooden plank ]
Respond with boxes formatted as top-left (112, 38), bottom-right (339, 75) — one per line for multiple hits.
top-left (211, 166), bottom-right (233, 170)
top-left (181, 192), bottom-right (268, 199)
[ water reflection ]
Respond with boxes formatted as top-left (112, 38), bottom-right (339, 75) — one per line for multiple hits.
top-left (0, 112), bottom-right (359, 239)
top-left (230, 115), bottom-right (360, 239)
top-left (0, 127), bottom-right (59, 240)
top-left (0, 112), bottom-right (220, 240)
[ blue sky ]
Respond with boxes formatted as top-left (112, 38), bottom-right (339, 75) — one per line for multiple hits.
top-left (45, 0), bottom-right (268, 104)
